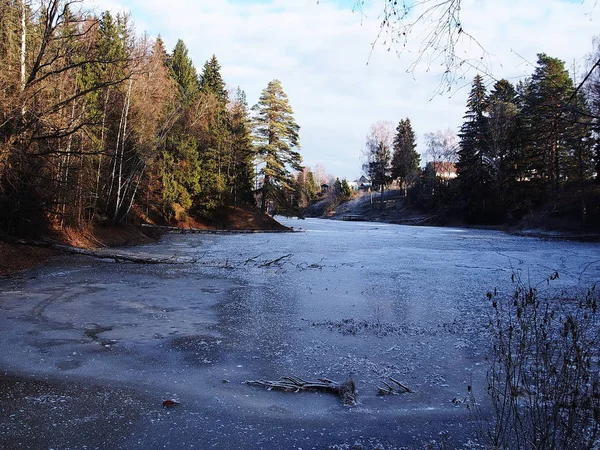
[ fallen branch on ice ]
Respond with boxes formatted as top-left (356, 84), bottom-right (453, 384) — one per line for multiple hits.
top-left (246, 376), bottom-right (356, 406)
top-left (259, 254), bottom-right (293, 267)
top-left (1, 233), bottom-right (197, 265)
top-left (51, 245), bottom-right (198, 264)
top-left (376, 377), bottom-right (413, 396)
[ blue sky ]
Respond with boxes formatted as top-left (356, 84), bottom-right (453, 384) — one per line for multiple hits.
top-left (87, 0), bottom-right (599, 181)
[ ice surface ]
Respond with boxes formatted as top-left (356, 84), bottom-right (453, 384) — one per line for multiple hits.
top-left (1, 218), bottom-right (598, 449)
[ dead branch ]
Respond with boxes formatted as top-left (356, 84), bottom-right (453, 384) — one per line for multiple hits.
top-left (244, 255), bottom-right (262, 265)
top-left (377, 377), bottom-right (413, 396)
top-left (246, 376), bottom-right (356, 406)
top-left (259, 254), bottom-right (293, 267)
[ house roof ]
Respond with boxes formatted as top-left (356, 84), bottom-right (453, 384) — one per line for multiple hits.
top-left (430, 162), bottom-right (456, 173)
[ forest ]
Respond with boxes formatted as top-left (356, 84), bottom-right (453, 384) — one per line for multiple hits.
top-left (0, 0), bottom-right (304, 238)
top-left (361, 51), bottom-right (600, 229)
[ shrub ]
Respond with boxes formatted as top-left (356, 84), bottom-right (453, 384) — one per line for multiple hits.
top-left (481, 274), bottom-right (600, 449)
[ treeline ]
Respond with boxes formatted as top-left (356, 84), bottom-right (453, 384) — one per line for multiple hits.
top-left (0, 0), bottom-right (302, 237)
top-left (292, 167), bottom-right (353, 212)
top-left (378, 51), bottom-right (600, 228)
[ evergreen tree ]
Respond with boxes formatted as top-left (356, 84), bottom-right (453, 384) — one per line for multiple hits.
top-left (364, 120), bottom-right (394, 212)
top-left (391, 118), bottom-right (420, 196)
top-left (486, 79), bottom-right (522, 217)
top-left (252, 79), bottom-right (302, 213)
top-left (228, 88), bottom-right (255, 206)
top-left (519, 54), bottom-right (594, 222)
top-left (456, 74), bottom-right (493, 222)
top-left (156, 39), bottom-right (203, 220)
top-left (200, 54), bottom-right (228, 104)
top-left (521, 54), bottom-right (575, 195)
top-left (294, 167), bottom-right (319, 208)
top-left (588, 41), bottom-right (600, 185)
top-left (196, 54), bottom-right (229, 210)
top-left (0, 0), bottom-right (22, 86)
top-left (340, 178), bottom-right (352, 199)
top-left (167, 39), bottom-right (199, 101)
top-left (487, 79), bottom-right (519, 173)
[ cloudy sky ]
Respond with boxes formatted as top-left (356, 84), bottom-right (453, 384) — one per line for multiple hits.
top-left (86, 0), bottom-right (598, 181)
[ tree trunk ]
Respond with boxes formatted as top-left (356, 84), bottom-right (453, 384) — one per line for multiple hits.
top-left (260, 174), bottom-right (269, 213)
top-left (114, 79), bottom-right (133, 222)
top-left (93, 87), bottom-right (112, 221)
top-left (20, 0), bottom-right (26, 91)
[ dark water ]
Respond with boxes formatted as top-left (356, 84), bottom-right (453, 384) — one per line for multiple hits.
top-left (1, 218), bottom-right (598, 449)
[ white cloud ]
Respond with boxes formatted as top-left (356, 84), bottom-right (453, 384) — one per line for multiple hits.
top-left (86, 0), bottom-right (598, 180)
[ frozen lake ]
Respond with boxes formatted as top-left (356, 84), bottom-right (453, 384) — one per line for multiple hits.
top-left (1, 218), bottom-right (599, 449)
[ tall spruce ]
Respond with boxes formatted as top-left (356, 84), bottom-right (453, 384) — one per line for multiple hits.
top-left (167, 39), bottom-right (199, 102)
top-left (197, 54), bottom-right (229, 210)
top-left (456, 74), bottom-right (492, 222)
top-left (158, 39), bottom-right (203, 221)
top-left (200, 55), bottom-right (228, 104)
top-left (391, 118), bottom-right (420, 196)
top-left (252, 79), bottom-right (302, 213)
top-left (521, 54), bottom-right (575, 195)
top-left (486, 79), bottom-right (521, 218)
top-left (228, 88), bottom-right (255, 206)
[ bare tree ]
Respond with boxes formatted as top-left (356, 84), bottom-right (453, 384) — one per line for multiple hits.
top-left (347, 1), bottom-right (598, 96)
top-left (349, 0), bottom-right (489, 92)
top-left (424, 128), bottom-right (458, 164)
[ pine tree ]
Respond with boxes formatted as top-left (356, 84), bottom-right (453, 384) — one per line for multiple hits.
top-left (391, 118), bottom-right (420, 196)
top-left (252, 79), bottom-right (302, 213)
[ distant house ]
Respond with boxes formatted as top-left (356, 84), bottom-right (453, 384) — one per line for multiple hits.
top-left (355, 175), bottom-right (371, 191)
top-left (429, 161), bottom-right (457, 181)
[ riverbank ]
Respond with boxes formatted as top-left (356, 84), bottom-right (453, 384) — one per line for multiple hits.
top-left (0, 224), bottom-right (157, 276)
top-left (0, 206), bottom-right (289, 276)
top-left (305, 190), bottom-right (600, 242)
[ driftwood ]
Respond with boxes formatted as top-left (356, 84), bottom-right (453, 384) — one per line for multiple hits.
top-left (376, 377), bottom-right (412, 396)
top-left (246, 376), bottom-right (357, 406)
top-left (1, 234), bottom-right (197, 265)
top-left (52, 245), bottom-right (198, 264)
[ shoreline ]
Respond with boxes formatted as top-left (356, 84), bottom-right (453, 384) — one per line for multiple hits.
top-left (0, 209), bottom-right (292, 276)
